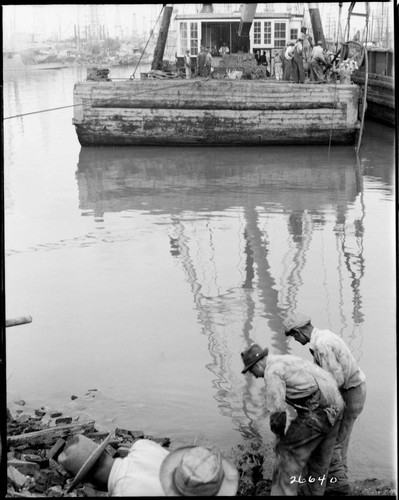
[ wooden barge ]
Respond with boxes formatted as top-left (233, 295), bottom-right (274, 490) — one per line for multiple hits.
top-left (351, 47), bottom-right (395, 127)
top-left (73, 79), bottom-right (361, 146)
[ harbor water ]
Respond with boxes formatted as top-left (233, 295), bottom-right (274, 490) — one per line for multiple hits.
top-left (3, 65), bottom-right (396, 482)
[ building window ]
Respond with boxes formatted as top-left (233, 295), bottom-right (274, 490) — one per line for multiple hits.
top-left (180, 22), bottom-right (188, 53)
top-left (274, 22), bottom-right (286, 47)
top-left (179, 21), bottom-right (198, 54)
top-left (263, 21), bottom-right (271, 44)
top-left (290, 28), bottom-right (298, 41)
top-left (254, 21), bottom-right (261, 44)
top-left (190, 22), bottom-right (198, 54)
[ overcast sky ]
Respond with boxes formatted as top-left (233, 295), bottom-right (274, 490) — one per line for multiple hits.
top-left (2, 3), bottom-right (392, 44)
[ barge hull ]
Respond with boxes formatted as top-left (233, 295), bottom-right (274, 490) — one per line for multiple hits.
top-left (73, 80), bottom-right (360, 146)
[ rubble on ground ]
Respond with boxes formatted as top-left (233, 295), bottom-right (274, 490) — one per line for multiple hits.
top-left (4, 396), bottom-right (396, 497)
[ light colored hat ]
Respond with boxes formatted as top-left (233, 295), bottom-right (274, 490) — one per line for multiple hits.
top-left (160, 445), bottom-right (239, 496)
top-left (241, 344), bottom-right (269, 374)
top-left (58, 433), bottom-right (112, 492)
top-left (283, 313), bottom-right (311, 335)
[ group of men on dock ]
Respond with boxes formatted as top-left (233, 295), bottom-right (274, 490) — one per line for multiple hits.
top-left (58, 313), bottom-right (365, 496)
top-left (182, 25), bottom-right (357, 84)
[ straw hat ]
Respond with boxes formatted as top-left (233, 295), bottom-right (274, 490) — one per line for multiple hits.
top-left (241, 344), bottom-right (269, 374)
top-left (58, 433), bottom-right (112, 492)
top-left (283, 313), bottom-right (311, 335)
top-left (159, 446), bottom-right (239, 496)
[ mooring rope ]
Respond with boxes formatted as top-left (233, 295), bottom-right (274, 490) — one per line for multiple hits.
top-left (3, 76), bottom-right (215, 120)
top-left (3, 103), bottom-right (81, 120)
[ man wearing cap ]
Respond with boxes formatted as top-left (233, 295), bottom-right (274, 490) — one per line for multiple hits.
top-left (283, 313), bottom-right (366, 495)
top-left (241, 344), bottom-right (344, 495)
top-left (58, 434), bottom-right (238, 496)
top-left (310, 40), bottom-right (329, 82)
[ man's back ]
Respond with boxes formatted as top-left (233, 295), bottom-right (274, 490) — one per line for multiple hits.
top-left (310, 328), bottom-right (366, 389)
top-left (264, 354), bottom-right (343, 414)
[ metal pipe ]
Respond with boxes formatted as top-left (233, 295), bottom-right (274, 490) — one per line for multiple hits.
top-left (5, 316), bottom-right (32, 328)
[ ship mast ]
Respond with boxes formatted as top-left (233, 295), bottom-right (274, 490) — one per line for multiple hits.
top-left (151, 4), bottom-right (173, 70)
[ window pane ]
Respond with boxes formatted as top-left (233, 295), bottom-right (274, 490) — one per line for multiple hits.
top-left (180, 22), bottom-right (188, 53)
top-left (274, 22), bottom-right (286, 47)
top-left (264, 21), bottom-right (271, 44)
top-left (254, 21), bottom-right (261, 44)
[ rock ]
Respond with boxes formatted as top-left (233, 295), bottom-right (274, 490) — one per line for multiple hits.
top-left (23, 454), bottom-right (50, 469)
top-left (15, 400), bottom-right (26, 406)
top-left (7, 465), bottom-right (28, 490)
top-left (46, 485), bottom-right (63, 497)
top-left (50, 412), bottom-right (62, 419)
top-left (7, 459), bottom-right (40, 476)
top-left (71, 395), bottom-right (78, 400)
top-left (35, 410), bottom-right (46, 418)
top-left (55, 417), bottom-right (72, 425)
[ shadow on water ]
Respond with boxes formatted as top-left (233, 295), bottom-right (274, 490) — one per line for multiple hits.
top-left (74, 143), bottom-right (373, 441)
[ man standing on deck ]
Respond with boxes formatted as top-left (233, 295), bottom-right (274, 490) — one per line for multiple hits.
top-left (274, 51), bottom-right (283, 80)
top-left (292, 39), bottom-right (305, 83)
top-left (197, 46), bottom-right (207, 77)
top-left (205, 47), bottom-right (213, 77)
top-left (283, 43), bottom-right (294, 80)
top-left (310, 40), bottom-right (329, 82)
top-left (283, 313), bottom-right (366, 495)
top-left (241, 344), bottom-right (344, 495)
top-left (183, 49), bottom-right (191, 79)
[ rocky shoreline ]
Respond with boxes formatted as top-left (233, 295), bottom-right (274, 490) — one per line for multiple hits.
top-left (4, 395), bottom-right (396, 497)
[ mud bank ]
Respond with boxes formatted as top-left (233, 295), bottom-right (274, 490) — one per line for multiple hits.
top-left (4, 395), bottom-right (396, 497)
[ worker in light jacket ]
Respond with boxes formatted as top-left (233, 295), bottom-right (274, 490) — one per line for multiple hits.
top-left (241, 344), bottom-right (344, 496)
top-left (283, 312), bottom-right (366, 496)
top-left (283, 43), bottom-right (295, 80)
top-left (310, 40), bottom-right (329, 82)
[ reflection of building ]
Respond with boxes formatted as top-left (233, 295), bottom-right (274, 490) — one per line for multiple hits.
top-left (76, 145), bottom-right (365, 440)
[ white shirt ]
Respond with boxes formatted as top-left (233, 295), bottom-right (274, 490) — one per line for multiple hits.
top-left (108, 439), bottom-right (169, 496)
top-left (285, 45), bottom-right (294, 60)
top-left (311, 45), bottom-right (326, 62)
top-left (309, 327), bottom-right (366, 390)
top-left (263, 354), bottom-right (343, 416)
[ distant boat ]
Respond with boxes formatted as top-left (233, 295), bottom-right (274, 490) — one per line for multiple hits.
top-left (20, 48), bottom-right (68, 70)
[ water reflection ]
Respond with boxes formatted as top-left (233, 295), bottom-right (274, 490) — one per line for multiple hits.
top-left (76, 145), bottom-right (368, 439)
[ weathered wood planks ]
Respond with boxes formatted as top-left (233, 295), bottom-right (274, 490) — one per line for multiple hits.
top-left (73, 79), bottom-right (360, 146)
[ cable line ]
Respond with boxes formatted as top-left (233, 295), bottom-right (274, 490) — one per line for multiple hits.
top-left (4, 103), bottom-right (81, 120)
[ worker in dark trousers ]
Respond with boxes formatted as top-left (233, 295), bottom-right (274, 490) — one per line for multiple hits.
top-left (292, 39), bottom-right (305, 83)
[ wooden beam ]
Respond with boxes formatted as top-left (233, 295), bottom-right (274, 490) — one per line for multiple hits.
top-left (7, 421), bottom-right (96, 447)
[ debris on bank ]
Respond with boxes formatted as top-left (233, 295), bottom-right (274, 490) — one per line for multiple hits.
top-left (5, 396), bottom-right (396, 497)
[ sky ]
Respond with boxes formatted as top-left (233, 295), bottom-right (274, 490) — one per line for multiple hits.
top-left (2, 3), bottom-right (393, 47)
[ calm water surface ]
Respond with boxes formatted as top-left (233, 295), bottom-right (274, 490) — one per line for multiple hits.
top-left (3, 65), bottom-right (396, 481)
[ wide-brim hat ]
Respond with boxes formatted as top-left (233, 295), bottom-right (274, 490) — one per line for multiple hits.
top-left (241, 344), bottom-right (269, 374)
top-left (160, 446), bottom-right (239, 496)
top-left (283, 313), bottom-right (311, 335)
top-left (58, 433), bottom-right (112, 492)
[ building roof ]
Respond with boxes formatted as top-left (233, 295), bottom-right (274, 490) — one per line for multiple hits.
top-left (175, 12), bottom-right (303, 21)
